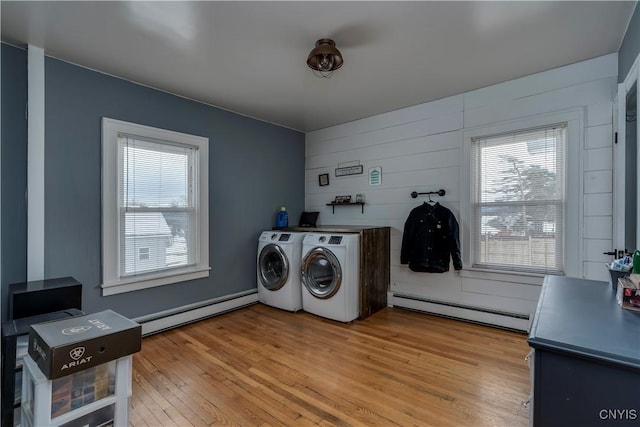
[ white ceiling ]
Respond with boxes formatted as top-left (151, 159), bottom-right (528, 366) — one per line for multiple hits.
top-left (1, 1), bottom-right (637, 132)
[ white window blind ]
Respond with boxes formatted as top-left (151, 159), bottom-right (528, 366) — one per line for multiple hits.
top-left (102, 118), bottom-right (209, 295)
top-left (118, 135), bottom-right (198, 278)
top-left (470, 124), bottom-right (566, 274)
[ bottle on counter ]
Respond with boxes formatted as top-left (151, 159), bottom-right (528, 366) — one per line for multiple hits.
top-left (276, 207), bottom-right (288, 228)
top-left (633, 250), bottom-right (640, 274)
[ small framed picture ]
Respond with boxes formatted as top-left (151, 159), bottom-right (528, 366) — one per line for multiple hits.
top-left (319, 173), bottom-right (330, 186)
top-left (334, 195), bottom-right (352, 204)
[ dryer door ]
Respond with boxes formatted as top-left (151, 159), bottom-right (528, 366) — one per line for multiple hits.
top-left (301, 247), bottom-right (342, 299)
top-left (258, 244), bottom-right (289, 291)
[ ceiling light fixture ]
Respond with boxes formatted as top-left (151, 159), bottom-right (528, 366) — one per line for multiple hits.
top-left (306, 38), bottom-right (343, 78)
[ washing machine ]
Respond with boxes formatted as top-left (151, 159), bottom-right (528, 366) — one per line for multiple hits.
top-left (300, 233), bottom-right (360, 322)
top-left (257, 231), bottom-right (305, 311)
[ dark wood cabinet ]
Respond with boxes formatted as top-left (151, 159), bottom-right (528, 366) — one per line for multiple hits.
top-left (357, 226), bottom-right (390, 318)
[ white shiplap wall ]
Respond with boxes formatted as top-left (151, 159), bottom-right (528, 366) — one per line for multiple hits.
top-left (305, 53), bottom-right (617, 329)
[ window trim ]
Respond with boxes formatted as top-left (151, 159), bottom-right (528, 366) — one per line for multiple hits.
top-left (470, 124), bottom-right (566, 274)
top-left (101, 118), bottom-right (210, 296)
top-left (460, 109), bottom-right (583, 278)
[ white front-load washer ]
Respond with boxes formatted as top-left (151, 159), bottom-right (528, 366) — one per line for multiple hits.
top-left (300, 233), bottom-right (360, 322)
top-left (257, 231), bottom-right (305, 311)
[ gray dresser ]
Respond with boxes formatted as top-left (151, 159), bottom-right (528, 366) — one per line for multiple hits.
top-left (528, 275), bottom-right (640, 426)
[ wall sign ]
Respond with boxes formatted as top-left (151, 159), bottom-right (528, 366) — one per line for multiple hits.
top-left (319, 173), bottom-right (329, 186)
top-left (369, 166), bottom-right (382, 185)
top-left (335, 165), bottom-right (363, 177)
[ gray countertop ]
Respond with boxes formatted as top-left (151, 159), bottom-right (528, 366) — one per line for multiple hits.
top-left (528, 275), bottom-right (640, 369)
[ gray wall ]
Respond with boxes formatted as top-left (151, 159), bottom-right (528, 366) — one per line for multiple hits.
top-left (1, 44), bottom-right (28, 316)
top-left (42, 57), bottom-right (304, 318)
top-left (619, 3), bottom-right (640, 82)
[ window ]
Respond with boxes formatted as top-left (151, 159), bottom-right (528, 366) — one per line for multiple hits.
top-left (470, 125), bottom-right (566, 274)
top-left (138, 248), bottom-right (150, 261)
top-left (102, 118), bottom-right (209, 295)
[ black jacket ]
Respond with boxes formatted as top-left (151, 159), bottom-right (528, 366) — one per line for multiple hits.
top-left (401, 202), bottom-right (462, 273)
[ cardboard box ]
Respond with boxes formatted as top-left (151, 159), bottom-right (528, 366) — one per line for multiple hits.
top-left (616, 276), bottom-right (640, 312)
top-left (28, 310), bottom-right (141, 379)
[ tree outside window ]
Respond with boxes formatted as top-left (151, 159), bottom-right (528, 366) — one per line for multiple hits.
top-left (471, 125), bottom-right (565, 273)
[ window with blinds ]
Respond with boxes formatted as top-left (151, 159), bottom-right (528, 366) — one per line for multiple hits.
top-left (470, 124), bottom-right (566, 274)
top-left (102, 118), bottom-right (209, 295)
top-left (119, 135), bottom-right (197, 277)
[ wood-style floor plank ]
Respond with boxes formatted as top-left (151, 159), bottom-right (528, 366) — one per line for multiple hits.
top-left (131, 304), bottom-right (531, 426)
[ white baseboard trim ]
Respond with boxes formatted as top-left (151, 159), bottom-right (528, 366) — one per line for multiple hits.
top-left (390, 293), bottom-right (530, 332)
top-left (134, 290), bottom-right (258, 336)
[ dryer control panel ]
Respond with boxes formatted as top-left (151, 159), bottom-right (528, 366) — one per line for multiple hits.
top-left (278, 234), bottom-right (291, 241)
top-left (329, 236), bottom-right (343, 245)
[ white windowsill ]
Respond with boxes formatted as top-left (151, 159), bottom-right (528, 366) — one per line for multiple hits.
top-left (101, 266), bottom-right (211, 296)
top-left (459, 267), bottom-right (547, 285)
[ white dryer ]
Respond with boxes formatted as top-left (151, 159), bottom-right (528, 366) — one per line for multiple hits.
top-left (257, 231), bottom-right (305, 312)
top-left (300, 233), bottom-right (360, 322)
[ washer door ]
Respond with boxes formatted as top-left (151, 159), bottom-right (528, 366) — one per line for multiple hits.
top-left (258, 244), bottom-right (289, 291)
top-left (301, 247), bottom-right (342, 299)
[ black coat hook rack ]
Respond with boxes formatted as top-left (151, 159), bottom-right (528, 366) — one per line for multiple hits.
top-left (410, 189), bottom-right (445, 199)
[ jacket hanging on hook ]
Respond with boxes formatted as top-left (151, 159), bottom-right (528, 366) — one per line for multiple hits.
top-left (400, 202), bottom-right (462, 273)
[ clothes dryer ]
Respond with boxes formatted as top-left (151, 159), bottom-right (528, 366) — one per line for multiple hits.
top-left (300, 233), bottom-right (360, 322)
top-left (257, 231), bottom-right (305, 311)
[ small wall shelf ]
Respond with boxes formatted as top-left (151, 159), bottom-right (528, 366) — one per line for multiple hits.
top-left (326, 202), bottom-right (365, 214)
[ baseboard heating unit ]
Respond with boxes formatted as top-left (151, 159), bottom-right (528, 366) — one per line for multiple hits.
top-left (134, 290), bottom-right (258, 336)
top-left (390, 293), bottom-right (530, 333)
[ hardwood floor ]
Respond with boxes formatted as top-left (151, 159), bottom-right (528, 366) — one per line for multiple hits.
top-left (130, 304), bottom-right (531, 426)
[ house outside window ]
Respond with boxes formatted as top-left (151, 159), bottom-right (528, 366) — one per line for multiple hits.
top-left (101, 118), bottom-right (210, 295)
top-left (470, 125), bottom-right (566, 274)
top-left (138, 247), bottom-right (150, 261)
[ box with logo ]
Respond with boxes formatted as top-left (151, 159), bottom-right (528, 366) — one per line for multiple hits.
top-left (616, 275), bottom-right (640, 312)
top-left (27, 309), bottom-right (141, 379)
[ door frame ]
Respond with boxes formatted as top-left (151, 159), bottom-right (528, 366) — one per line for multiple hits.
top-left (614, 53), bottom-right (640, 256)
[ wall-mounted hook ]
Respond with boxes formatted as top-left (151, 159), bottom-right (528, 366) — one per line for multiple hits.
top-left (410, 189), bottom-right (445, 199)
